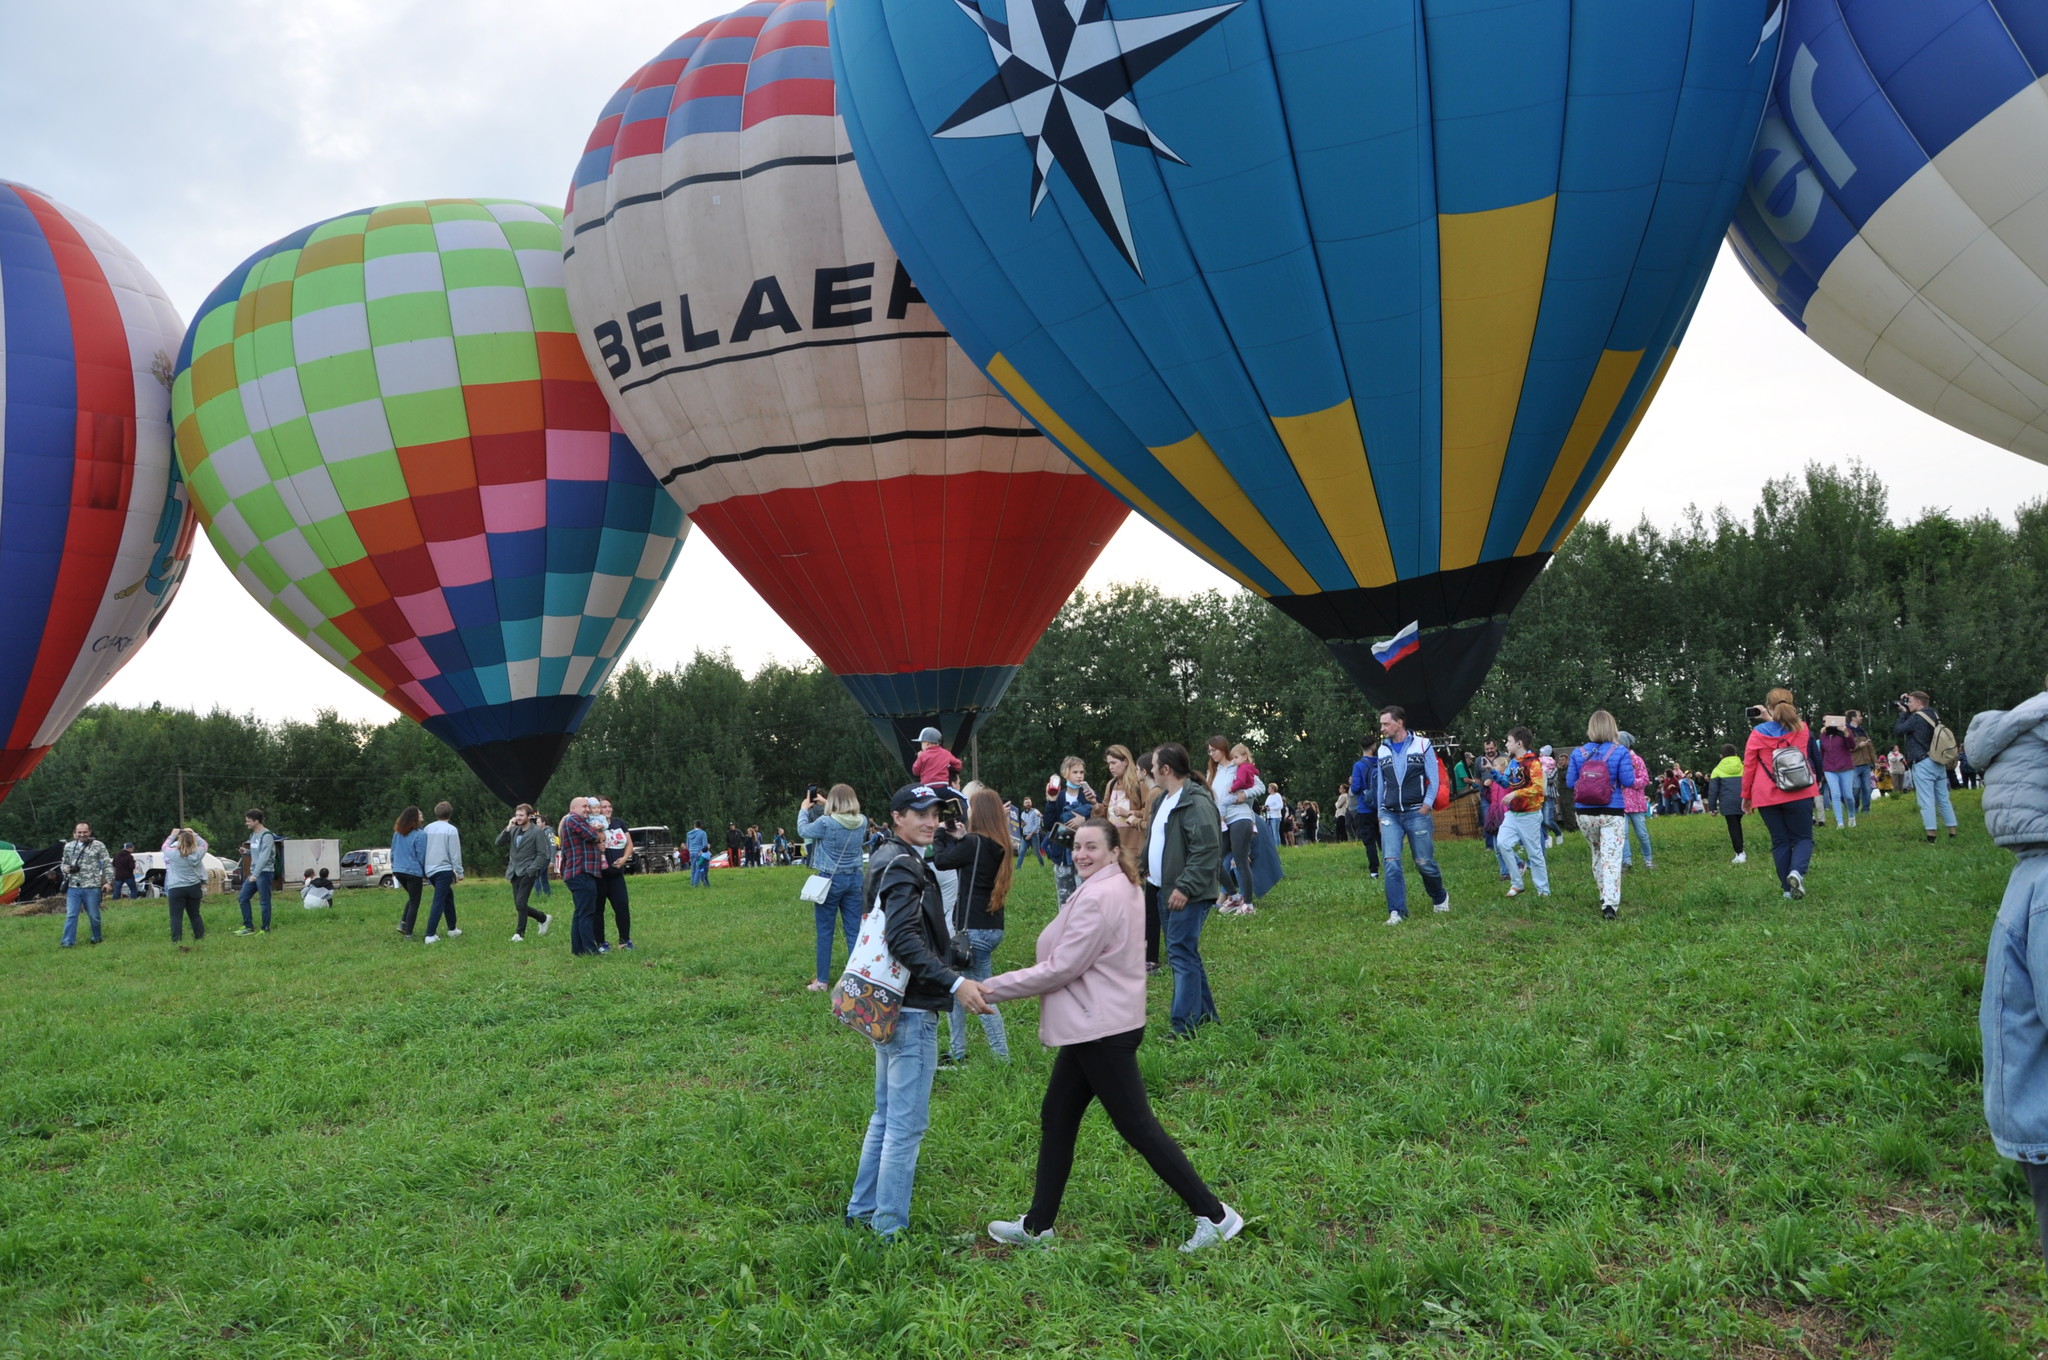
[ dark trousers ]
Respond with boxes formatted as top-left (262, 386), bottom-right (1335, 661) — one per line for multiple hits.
top-left (112, 875), bottom-right (141, 900)
top-left (567, 873), bottom-right (601, 955)
top-left (1023, 1025), bottom-right (1223, 1233)
top-left (1142, 881), bottom-right (1161, 968)
top-left (396, 873), bottom-right (424, 933)
top-left (511, 875), bottom-right (548, 934)
top-left (425, 870), bottom-right (457, 936)
top-left (1757, 799), bottom-right (1815, 889)
top-left (2025, 1162), bottom-right (2048, 1270)
top-left (593, 872), bottom-right (630, 944)
top-left (1353, 812), bottom-right (1380, 873)
top-left (1724, 814), bottom-right (1745, 855)
top-left (168, 886), bottom-right (204, 941)
top-left (1224, 819), bottom-right (1256, 900)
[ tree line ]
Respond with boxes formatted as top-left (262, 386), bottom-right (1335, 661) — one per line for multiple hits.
top-left (8, 463), bottom-right (2042, 867)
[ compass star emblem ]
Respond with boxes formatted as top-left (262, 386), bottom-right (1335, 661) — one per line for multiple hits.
top-left (935, 0), bottom-right (1242, 275)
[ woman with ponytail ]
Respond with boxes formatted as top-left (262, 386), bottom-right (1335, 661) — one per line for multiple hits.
top-left (1742, 687), bottom-right (1819, 899)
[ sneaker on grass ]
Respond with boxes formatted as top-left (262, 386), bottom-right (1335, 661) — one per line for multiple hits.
top-left (1384, 911), bottom-right (1403, 926)
top-left (1732, 852), bottom-right (1747, 864)
top-left (537, 915), bottom-right (551, 936)
top-left (424, 935), bottom-right (439, 944)
top-left (1601, 905), bottom-right (1618, 921)
top-left (235, 927), bottom-right (256, 937)
top-left (445, 927), bottom-right (462, 938)
top-left (1787, 870), bottom-right (1806, 899)
top-left (988, 1218), bottom-right (1053, 1247)
top-left (1433, 895), bottom-right (1451, 913)
top-left (511, 934), bottom-right (524, 943)
top-left (1180, 1203), bottom-right (1244, 1253)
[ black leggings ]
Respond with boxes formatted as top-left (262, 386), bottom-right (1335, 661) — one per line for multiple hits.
top-left (396, 873), bottom-right (424, 933)
top-left (1355, 813), bottom-right (1380, 873)
top-left (1142, 882), bottom-right (1160, 967)
top-left (168, 886), bottom-right (204, 940)
top-left (1225, 819), bottom-right (1256, 900)
top-left (1724, 814), bottom-right (1745, 855)
top-left (511, 875), bottom-right (548, 934)
top-left (1023, 1026), bottom-right (1223, 1233)
top-left (594, 872), bottom-right (630, 944)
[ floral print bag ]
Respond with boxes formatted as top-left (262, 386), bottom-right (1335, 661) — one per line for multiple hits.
top-left (831, 895), bottom-right (905, 1043)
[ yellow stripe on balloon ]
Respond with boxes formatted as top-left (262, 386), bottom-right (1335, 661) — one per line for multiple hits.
top-left (1438, 195), bottom-right (1556, 571)
top-left (984, 354), bottom-right (1266, 595)
top-left (1513, 347), bottom-right (1644, 558)
top-left (1556, 346), bottom-right (1678, 547)
top-left (1149, 430), bottom-right (1319, 596)
top-left (1270, 399), bottom-right (1397, 590)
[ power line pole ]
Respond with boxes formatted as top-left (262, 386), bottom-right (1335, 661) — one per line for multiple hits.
top-left (176, 766), bottom-right (186, 826)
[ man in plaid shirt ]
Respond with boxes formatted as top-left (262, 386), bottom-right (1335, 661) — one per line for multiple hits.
top-left (59, 822), bottom-right (114, 948)
top-left (558, 799), bottom-right (606, 956)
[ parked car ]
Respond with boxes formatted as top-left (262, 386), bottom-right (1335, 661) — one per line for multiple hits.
top-left (338, 847), bottom-right (396, 889)
top-left (625, 826), bottom-right (675, 874)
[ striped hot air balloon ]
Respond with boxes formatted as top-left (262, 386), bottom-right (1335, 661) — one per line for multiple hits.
top-left (831, 0), bottom-right (1784, 727)
top-left (170, 200), bottom-right (686, 805)
top-left (562, 0), bottom-right (1128, 765)
top-left (0, 182), bottom-right (195, 803)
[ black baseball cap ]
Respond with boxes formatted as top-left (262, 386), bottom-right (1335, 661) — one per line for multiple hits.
top-left (889, 784), bottom-right (957, 813)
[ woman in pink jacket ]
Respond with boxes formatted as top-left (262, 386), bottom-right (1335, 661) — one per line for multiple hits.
top-left (979, 820), bottom-right (1242, 1254)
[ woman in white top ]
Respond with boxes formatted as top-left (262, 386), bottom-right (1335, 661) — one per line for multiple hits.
top-left (1203, 736), bottom-right (1265, 913)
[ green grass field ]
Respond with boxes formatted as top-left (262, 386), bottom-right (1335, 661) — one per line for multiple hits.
top-left (3, 791), bottom-right (2040, 1358)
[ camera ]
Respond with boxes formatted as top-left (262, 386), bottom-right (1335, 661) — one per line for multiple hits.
top-left (1745, 704), bottom-right (1768, 722)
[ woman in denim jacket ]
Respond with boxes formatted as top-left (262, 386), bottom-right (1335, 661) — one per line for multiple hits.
top-left (1972, 677), bottom-right (2048, 1266)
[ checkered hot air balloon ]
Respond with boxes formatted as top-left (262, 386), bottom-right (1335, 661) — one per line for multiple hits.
top-left (831, 0), bottom-right (1786, 729)
top-left (0, 182), bottom-right (195, 805)
top-left (562, 0), bottom-right (1128, 766)
top-left (169, 200), bottom-right (687, 805)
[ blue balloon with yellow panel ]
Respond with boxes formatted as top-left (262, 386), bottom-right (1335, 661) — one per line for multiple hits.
top-left (832, 0), bottom-right (1784, 726)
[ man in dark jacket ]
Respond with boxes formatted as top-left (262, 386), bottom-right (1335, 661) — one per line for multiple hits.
top-left (1895, 690), bottom-right (1960, 841)
top-left (1146, 743), bottom-right (1222, 1037)
top-left (846, 784), bottom-right (989, 1239)
top-left (497, 804), bottom-right (553, 942)
top-left (1348, 738), bottom-right (1381, 878)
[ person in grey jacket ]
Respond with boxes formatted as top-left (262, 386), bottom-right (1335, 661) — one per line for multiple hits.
top-left (498, 804), bottom-right (553, 942)
top-left (1147, 743), bottom-right (1223, 1037)
top-left (1972, 679), bottom-right (2048, 1268)
top-left (162, 828), bottom-right (210, 942)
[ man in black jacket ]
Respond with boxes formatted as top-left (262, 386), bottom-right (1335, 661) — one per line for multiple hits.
top-left (1895, 690), bottom-right (1960, 841)
top-left (845, 784), bottom-right (989, 1239)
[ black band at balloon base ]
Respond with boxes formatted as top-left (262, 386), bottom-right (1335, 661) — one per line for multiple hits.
top-left (1320, 618), bottom-right (1508, 732)
top-left (448, 732), bottom-right (579, 807)
top-left (864, 709), bottom-right (996, 775)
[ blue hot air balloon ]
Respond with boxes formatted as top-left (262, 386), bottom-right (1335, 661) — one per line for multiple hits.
top-left (1729, 0), bottom-right (2048, 463)
top-left (832, 0), bottom-right (1784, 726)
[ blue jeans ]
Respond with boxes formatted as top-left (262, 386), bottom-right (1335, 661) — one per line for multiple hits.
top-left (424, 870), bottom-right (457, 935)
top-left (238, 871), bottom-right (273, 930)
top-left (1163, 899), bottom-right (1218, 1034)
top-left (948, 928), bottom-right (1009, 1060)
top-left (1853, 765), bottom-right (1874, 813)
top-left (1497, 810), bottom-right (1549, 894)
top-left (814, 874), bottom-right (862, 981)
top-left (690, 854), bottom-right (709, 886)
top-left (111, 876), bottom-right (140, 900)
top-left (847, 1007), bottom-right (939, 1236)
top-left (567, 873), bottom-right (600, 953)
top-left (1823, 770), bottom-right (1857, 825)
top-left (1378, 809), bottom-right (1444, 916)
top-left (1620, 811), bottom-right (1654, 866)
top-left (61, 887), bottom-right (103, 946)
top-left (1758, 799), bottom-right (1815, 889)
top-left (1914, 757), bottom-right (1957, 832)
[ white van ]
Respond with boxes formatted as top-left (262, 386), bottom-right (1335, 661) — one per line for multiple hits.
top-left (338, 847), bottom-right (395, 889)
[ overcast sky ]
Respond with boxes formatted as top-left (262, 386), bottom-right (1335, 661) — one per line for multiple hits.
top-left (6, 1), bottom-right (2046, 726)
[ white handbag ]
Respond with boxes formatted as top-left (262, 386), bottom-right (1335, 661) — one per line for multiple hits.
top-left (800, 823), bottom-right (857, 903)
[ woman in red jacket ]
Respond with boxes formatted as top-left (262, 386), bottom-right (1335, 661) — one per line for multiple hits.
top-left (1743, 687), bottom-right (1819, 899)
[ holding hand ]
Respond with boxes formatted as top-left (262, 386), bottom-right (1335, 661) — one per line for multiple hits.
top-left (956, 977), bottom-right (993, 1015)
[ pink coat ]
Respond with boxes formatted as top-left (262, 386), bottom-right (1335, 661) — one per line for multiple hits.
top-left (980, 862), bottom-right (1146, 1047)
top-left (1621, 751), bottom-right (1650, 814)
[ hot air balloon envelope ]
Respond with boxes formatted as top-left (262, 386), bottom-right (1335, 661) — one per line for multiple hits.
top-left (563, 0), bottom-right (1128, 764)
top-left (1728, 0), bottom-right (2048, 462)
top-left (171, 200), bottom-right (686, 804)
top-left (832, 0), bottom-right (1783, 727)
top-left (0, 182), bottom-right (195, 802)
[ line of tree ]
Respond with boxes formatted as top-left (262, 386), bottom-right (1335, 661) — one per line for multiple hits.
top-left (7, 463), bottom-right (2042, 866)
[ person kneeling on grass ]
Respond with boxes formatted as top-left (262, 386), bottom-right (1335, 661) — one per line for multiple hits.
top-left (1973, 674), bottom-right (2048, 1271)
top-left (981, 819), bottom-right (1242, 1253)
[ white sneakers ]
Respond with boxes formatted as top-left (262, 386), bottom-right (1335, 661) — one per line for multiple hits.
top-left (1181, 1203), bottom-right (1244, 1253)
top-left (424, 935), bottom-right (439, 944)
top-left (1384, 911), bottom-right (1404, 926)
top-left (1731, 852), bottom-right (1747, 864)
top-left (1433, 894), bottom-right (1451, 913)
top-left (1847, 816), bottom-right (1858, 828)
top-left (1787, 870), bottom-right (1806, 899)
top-left (538, 915), bottom-right (551, 935)
top-left (987, 1218), bottom-right (1054, 1247)
top-left (511, 934), bottom-right (524, 943)
top-left (446, 927), bottom-right (462, 938)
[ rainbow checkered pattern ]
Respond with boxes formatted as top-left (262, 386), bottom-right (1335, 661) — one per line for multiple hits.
top-left (572, 0), bottom-right (830, 192)
top-left (170, 199), bottom-right (685, 803)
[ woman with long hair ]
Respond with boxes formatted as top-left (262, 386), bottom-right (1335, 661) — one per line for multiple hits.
top-left (163, 826), bottom-right (210, 942)
top-left (1743, 686), bottom-right (1818, 899)
top-left (981, 819), bottom-right (1241, 1252)
top-left (1564, 710), bottom-right (1635, 919)
top-left (798, 783), bottom-right (870, 992)
top-left (1135, 748), bottom-right (1164, 972)
top-left (933, 787), bottom-right (1016, 1065)
top-left (391, 805), bottom-right (427, 938)
top-left (1103, 745), bottom-right (1146, 836)
top-left (1205, 736), bottom-right (1265, 913)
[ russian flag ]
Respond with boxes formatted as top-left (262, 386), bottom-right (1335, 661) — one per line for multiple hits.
top-left (1371, 621), bottom-right (1421, 670)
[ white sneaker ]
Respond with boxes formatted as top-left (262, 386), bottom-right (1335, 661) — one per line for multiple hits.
top-left (1180, 1203), bottom-right (1244, 1253)
top-left (1847, 817), bottom-right (1857, 828)
top-left (511, 934), bottom-right (524, 943)
top-left (987, 1217), bottom-right (1054, 1247)
top-left (446, 927), bottom-right (462, 938)
top-left (1384, 911), bottom-right (1404, 925)
top-left (1731, 852), bottom-right (1747, 865)
top-left (1787, 870), bottom-right (1805, 900)
top-left (1433, 894), bottom-right (1450, 913)
top-left (424, 935), bottom-right (439, 944)
top-left (538, 915), bottom-right (551, 935)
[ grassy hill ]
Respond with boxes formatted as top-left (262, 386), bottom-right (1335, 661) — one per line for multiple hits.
top-left (2, 792), bottom-right (2039, 1358)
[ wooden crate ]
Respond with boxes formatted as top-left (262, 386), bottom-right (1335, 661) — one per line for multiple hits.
top-left (1433, 789), bottom-right (1484, 841)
